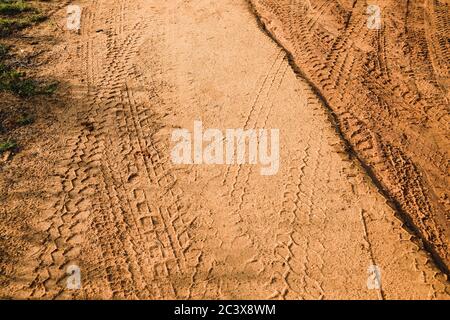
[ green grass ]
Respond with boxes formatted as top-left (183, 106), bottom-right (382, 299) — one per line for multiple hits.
top-left (0, 2), bottom-right (50, 96)
top-left (0, 43), bottom-right (8, 57)
top-left (0, 1), bottom-right (35, 16)
top-left (0, 44), bottom-right (58, 97)
top-left (0, 65), bottom-right (35, 97)
top-left (0, 1), bottom-right (45, 36)
top-left (0, 13), bottom-right (46, 35)
top-left (0, 140), bottom-right (16, 153)
top-left (0, 2), bottom-right (52, 154)
top-left (0, 68), bottom-right (58, 97)
top-left (16, 113), bottom-right (34, 125)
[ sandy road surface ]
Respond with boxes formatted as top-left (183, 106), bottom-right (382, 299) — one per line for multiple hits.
top-left (249, 0), bottom-right (450, 270)
top-left (0, 0), bottom-right (448, 299)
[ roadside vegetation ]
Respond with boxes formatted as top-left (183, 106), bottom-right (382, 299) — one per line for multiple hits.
top-left (0, 0), bottom-right (46, 36)
top-left (0, 0), bottom-right (57, 156)
top-left (0, 45), bottom-right (57, 97)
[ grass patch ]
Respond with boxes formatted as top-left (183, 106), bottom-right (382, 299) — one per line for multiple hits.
top-left (0, 2), bottom-right (52, 155)
top-left (0, 1), bottom-right (46, 36)
top-left (0, 1), bottom-right (35, 16)
top-left (0, 45), bottom-right (58, 97)
top-left (0, 13), bottom-right (46, 35)
top-left (0, 43), bottom-right (8, 57)
top-left (0, 65), bottom-right (34, 97)
top-left (0, 67), bottom-right (58, 97)
top-left (0, 2), bottom-right (54, 96)
top-left (16, 113), bottom-right (33, 125)
top-left (0, 140), bottom-right (16, 153)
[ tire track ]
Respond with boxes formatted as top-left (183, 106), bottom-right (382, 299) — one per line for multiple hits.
top-left (248, 0), bottom-right (450, 276)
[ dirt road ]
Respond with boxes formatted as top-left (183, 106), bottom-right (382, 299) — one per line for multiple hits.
top-left (249, 0), bottom-right (450, 270)
top-left (1, 0), bottom-right (448, 299)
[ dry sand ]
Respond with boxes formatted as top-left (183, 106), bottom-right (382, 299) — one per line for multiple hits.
top-left (249, 0), bottom-right (450, 271)
top-left (0, 0), bottom-right (448, 299)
